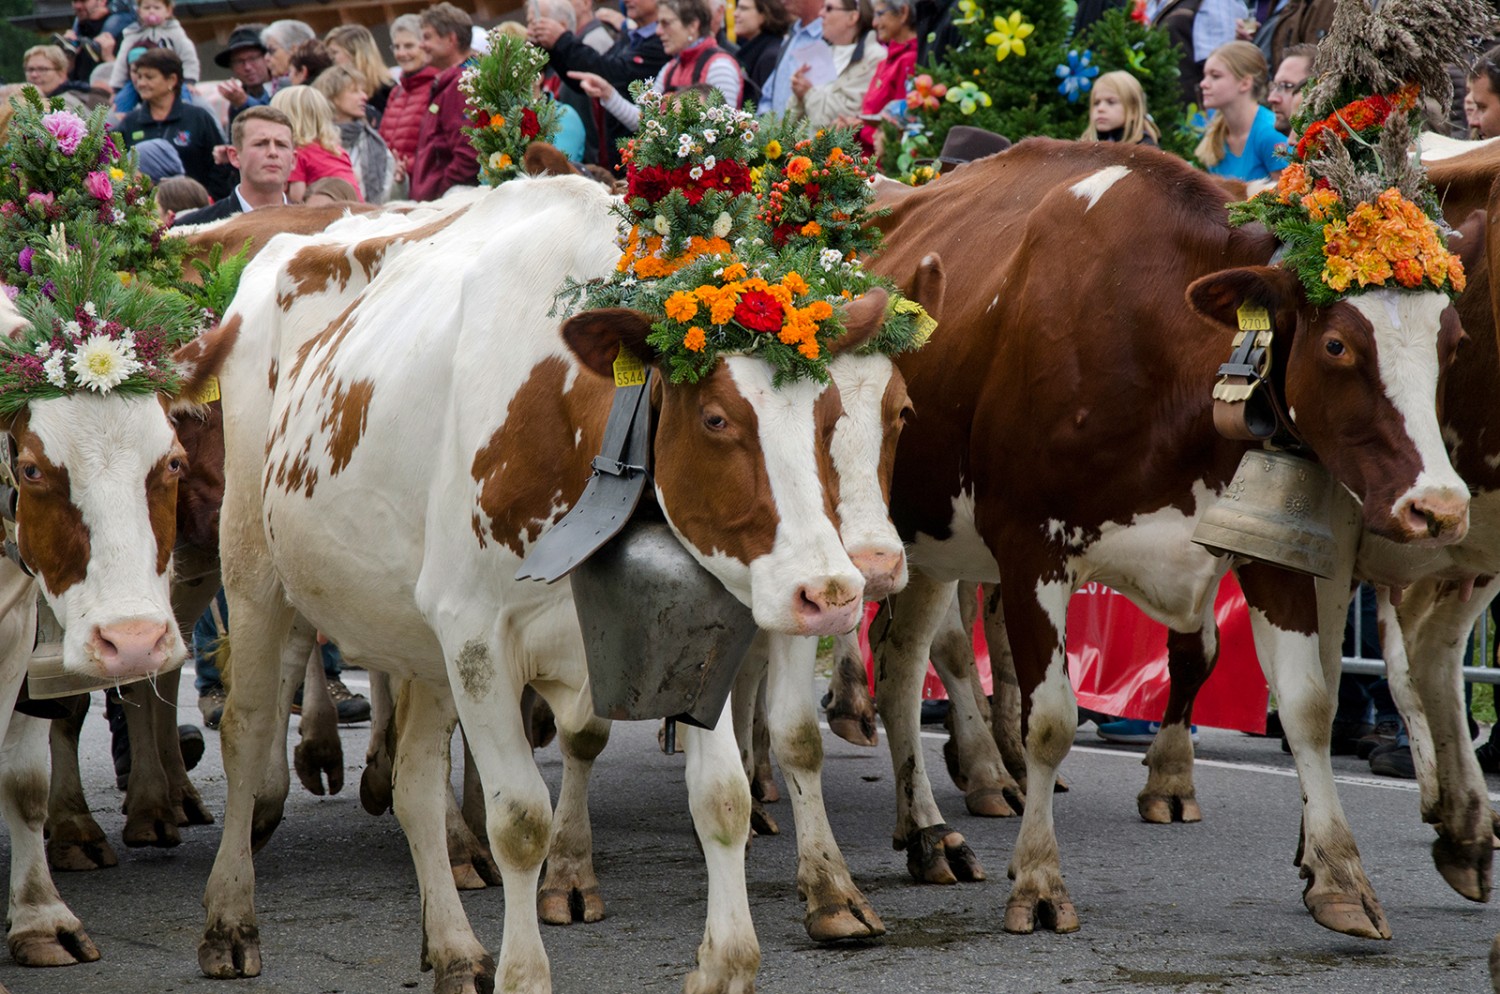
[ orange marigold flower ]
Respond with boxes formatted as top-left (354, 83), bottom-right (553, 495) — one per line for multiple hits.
top-left (786, 156), bottom-right (814, 182)
top-left (1392, 258), bottom-right (1425, 288)
top-left (805, 300), bottom-right (833, 321)
top-left (782, 271), bottom-right (809, 295)
top-left (800, 220), bottom-right (823, 236)
top-left (1277, 163), bottom-right (1311, 201)
top-left (1450, 256), bottom-right (1468, 292)
top-left (1373, 223), bottom-right (1420, 262)
top-left (798, 340), bottom-right (820, 359)
top-left (767, 284), bottom-right (794, 307)
top-left (710, 295), bottom-right (739, 325)
top-left (1351, 250), bottom-right (1393, 287)
top-left (665, 291), bottom-right (699, 322)
top-left (683, 326), bottom-right (707, 352)
top-left (721, 262), bottom-right (747, 281)
top-left (1422, 251), bottom-right (1450, 287)
top-left (741, 277), bottom-right (770, 293)
top-left (1300, 188), bottom-right (1339, 222)
top-left (1322, 255), bottom-right (1355, 293)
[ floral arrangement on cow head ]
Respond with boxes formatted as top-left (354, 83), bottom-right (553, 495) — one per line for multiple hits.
top-left (0, 87), bottom-right (178, 298)
top-left (753, 127), bottom-right (882, 258)
top-left (1227, 0), bottom-right (1492, 307)
top-left (0, 225), bottom-right (200, 415)
top-left (461, 32), bottom-right (561, 185)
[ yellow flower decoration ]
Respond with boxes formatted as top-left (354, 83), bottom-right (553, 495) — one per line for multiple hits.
top-left (764, 139), bottom-right (783, 160)
top-left (108, 167), bottom-right (125, 181)
top-left (985, 10), bottom-right (1033, 62)
top-left (490, 115), bottom-right (507, 130)
top-left (684, 326), bottom-right (707, 352)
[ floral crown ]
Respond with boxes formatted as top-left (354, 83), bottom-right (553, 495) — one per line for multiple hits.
top-left (1227, 0), bottom-right (1488, 305)
top-left (461, 32), bottom-right (561, 185)
top-left (0, 226), bottom-right (200, 415)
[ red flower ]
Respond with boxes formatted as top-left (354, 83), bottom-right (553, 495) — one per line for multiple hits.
top-left (734, 290), bottom-right (785, 332)
top-left (627, 164), bottom-right (676, 204)
top-left (803, 182), bottom-right (821, 201)
top-left (472, 108), bottom-right (491, 128)
top-left (709, 159), bottom-right (752, 195)
top-left (520, 107), bottom-right (540, 139)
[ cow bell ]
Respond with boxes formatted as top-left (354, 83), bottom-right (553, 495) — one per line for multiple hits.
top-left (1191, 449), bottom-right (1338, 579)
top-left (569, 518), bottom-right (757, 730)
top-left (26, 598), bottom-right (148, 700)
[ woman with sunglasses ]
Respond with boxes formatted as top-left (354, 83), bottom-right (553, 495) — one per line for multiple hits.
top-left (788, 0), bottom-right (883, 129)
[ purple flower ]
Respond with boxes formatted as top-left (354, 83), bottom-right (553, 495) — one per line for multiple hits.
top-left (85, 171), bottom-right (114, 202)
top-left (41, 111), bottom-right (88, 155)
top-left (18, 246), bottom-right (33, 275)
top-left (97, 134), bottom-right (118, 164)
top-left (40, 281), bottom-right (56, 299)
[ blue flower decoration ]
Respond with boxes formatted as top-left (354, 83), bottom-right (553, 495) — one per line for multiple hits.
top-left (1055, 49), bottom-right (1100, 103)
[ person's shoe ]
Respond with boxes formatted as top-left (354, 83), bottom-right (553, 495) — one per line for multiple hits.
top-left (1097, 719), bottom-right (1198, 745)
top-left (919, 699), bottom-right (949, 725)
top-left (198, 684), bottom-right (227, 730)
top-left (1370, 744), bottom-right (1416, 779)
top-left (1356, 718), bottom-right (1400, 759)
top-left (1330, 719), bottom-right (1374, 756)
top-left (1077, 706), bottom-right (1111, 728)
top-left (50, 32), bottom-right (78, 55)
top-left (1476, 737), bottom-right (1500, 775)
top-left (327, 678), bottom-right (371, 724)
top-left (178, 725), bottom-right (205, 772)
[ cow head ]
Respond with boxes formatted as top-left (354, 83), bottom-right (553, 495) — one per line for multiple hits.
top-left (562, 291), bottom-right (891, 635)
top-left (1189, 266), bottom-right (1469, 545)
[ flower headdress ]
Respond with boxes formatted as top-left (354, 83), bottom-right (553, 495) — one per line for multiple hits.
top-left (754, 128), bottom-right (882, 257)
top-left (461, 32), bottom-right (561, 185)
top-left (1228, 0), bottom-right (1495, 305)
top-left (0, 225), bottom-right (200, 414)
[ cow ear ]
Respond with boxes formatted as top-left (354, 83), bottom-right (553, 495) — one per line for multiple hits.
top-left (168, 315), bottom-right (241, 413)
top-left (1451, 208), bottom-right (1487, 275)
top-left (1186, 265), bottom-right (1304, 334)
top-left (561, 308), bottom-right (657, 378)
top-left (524, 143), bottom-right (577, 179)
top-left (825, 287), bottom-right (890, 356)
top-left (907, 253), bottom-right (945, 325)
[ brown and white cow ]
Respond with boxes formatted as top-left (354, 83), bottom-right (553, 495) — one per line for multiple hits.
top-left (864, 138), bottom-right (1468, 939)
top-left (193, 172), bottom-right (881, 994)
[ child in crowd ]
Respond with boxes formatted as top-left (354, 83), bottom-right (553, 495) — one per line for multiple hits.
top-left (154, 174), bottom-right (210, 221)
top-left (1081, 70), bottom-right (1160, 146)
top-left (109, 0), bottom-right (199, 113)
top-left (271, 85), bottom-right (364, 203)
top-left (304, 176), bottom-right (362, 206)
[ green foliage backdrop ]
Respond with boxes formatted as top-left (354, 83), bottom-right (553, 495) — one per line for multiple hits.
top-left (0, 0), bottom-right (36, 84)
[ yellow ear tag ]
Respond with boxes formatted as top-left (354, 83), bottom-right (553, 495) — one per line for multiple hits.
top-left (195, 376), bottom-right (221, 404)
top-left (1236, 303), bottom-right (1271, 332)
top-left (613, 347), bottom-right (646, 388)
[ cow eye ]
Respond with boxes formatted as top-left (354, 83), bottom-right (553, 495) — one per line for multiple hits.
top-left (167, 457), bottom-right (185, 474)
top-left (1325, 339), bottom-right (1346, 357)
top-left (18, 463), bottom-right (41, 482)
top-left (703, 413), bottom-right (729, 431)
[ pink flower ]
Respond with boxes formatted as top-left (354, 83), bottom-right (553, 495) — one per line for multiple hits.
top-left (27, 192), bottom-right (54, 208)
top-left (41, 111), bottom-right (88, 155)
top-left (84, 171), bottom-right (114, 201)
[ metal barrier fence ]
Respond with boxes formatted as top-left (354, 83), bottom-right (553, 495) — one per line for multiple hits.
top-left (1341, 591), bottom-right (1499, 685)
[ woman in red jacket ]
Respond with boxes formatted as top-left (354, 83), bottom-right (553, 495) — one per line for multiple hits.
top-left (379, 13), bottom-right (437, 193)
top-left (855, 0), bottom-right (917, 153)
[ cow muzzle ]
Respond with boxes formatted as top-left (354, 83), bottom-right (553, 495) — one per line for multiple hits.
top-left (1392, 487), bottom-right (1469, 546)
top-left (87, 619), bottom-right (181, 678)
top-left (848, 547), bottom-right (907, 600)
top-left (792, 576), bottom-right (865, 636)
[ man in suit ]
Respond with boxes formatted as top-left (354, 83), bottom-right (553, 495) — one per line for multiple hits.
top-left (173, 106), bottom-right (294, 226)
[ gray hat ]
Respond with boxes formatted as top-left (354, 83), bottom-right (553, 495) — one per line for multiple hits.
top-left (215, 25), bottom-right (268, 68)
top-left (135, 139), bottom-right (184, 183)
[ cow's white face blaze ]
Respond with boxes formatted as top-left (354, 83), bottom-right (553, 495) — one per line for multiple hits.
top-left (828, 352), bottom-right (909, 598)
top-left (12, 393), bottom-right (185, 679)
top-left (655, 356), bottom-right (865, 637)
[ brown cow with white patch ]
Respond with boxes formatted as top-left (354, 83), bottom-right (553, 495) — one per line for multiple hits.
top-left (865, 138), bottom-right (1468, 939)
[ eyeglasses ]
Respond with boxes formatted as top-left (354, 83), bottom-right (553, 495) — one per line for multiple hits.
top-left (1270, 80), bottom-right (1303, 93)
top-left (820, 3), bottom-right (856, 12)
top-left (873, 5), bottom-right (895, 13)
top-left (23, 64), bottom-right (56, 76)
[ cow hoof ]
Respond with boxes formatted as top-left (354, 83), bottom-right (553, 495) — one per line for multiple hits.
top-left (538, 886), bottom-right (605, 925)
top-left (452, 862), bottom-right (490, 891)
top-left (177, 789), bottom-right (215, 827)
top-left (1003, 892), bottom-right (1080, 935)
top-left (122, 812), bottom-right (180, 848)
top-left (359, 762), bottom-right (394, 816)
top-left (750, 797), bottom-right (779, 837)
top-left (1304, 889), bottom-right (1391, 940)
top-left (1432, 834), bottom-right (1492, 903)
top-left (964, 786), bottom-right (1018, 817)
top-left (750, 772), bottom-right (779, 804)
top-left (9, 925), bottom-right (101, 966)
top-left (942, 739), bottom-right (969, 792)
top-left (904, 823), bottom-right (986, 885)
top-left (1137, 793), bottom-right (1202, 825)
top-left (806, 901), bottom-right (886, 941)
top-left (1053, 774), bottom-right (1070, 793)
top-left (827, 713), bottom-right (878, 748)
top-left (199, 924), bottom-right (262, 979)
top-left (294, 740), bottom-right (345, 796)
top-left (46, 833), bottom-right (119, 872)
top-left (434, 954), bottom-right (496, 994)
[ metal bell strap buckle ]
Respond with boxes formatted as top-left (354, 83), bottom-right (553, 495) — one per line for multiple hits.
top-left (1211, 303), bottom-right (1277, 441)
top-left (515, 356), bottom-right (655, 583)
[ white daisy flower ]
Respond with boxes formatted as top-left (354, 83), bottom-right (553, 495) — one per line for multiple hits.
top-left (62, 320), bottom-right (81, 336)
top-left (34, 341), bottom-right (53, 358)
top-left (703, 129), bottom-right (718, 143)
top-left (83, 301), bottom-right (97, 318)
top-left (703, 154), bottom-right (716, 170)
top-left (712, 212), bottom-right (733, 238)
top-left (690, 165), bottom-right (704, 180)
top-left (69, 334), bottom-right (141, 393)
top-left (820, 248), bottom-right (844, 271)
top-left (653, 214), bottom-right (671, 235)
top-left (43, 353), bottom-right (67, 389)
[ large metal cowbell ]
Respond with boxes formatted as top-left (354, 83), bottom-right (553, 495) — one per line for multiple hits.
top-left (516, 368), bottom-right (756, 729)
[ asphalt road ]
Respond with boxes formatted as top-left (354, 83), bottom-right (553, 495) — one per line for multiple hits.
top-left (1, 667), bottom-right (1496, 994)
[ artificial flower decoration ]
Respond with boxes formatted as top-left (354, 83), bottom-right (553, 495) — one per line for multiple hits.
top-left (461, 31), bottom-right (561, 185)
top-left (908, 74), bottom-right (948, 112)
top-left (1055, 50), bottom-right (1100, 103)
top-left (985, 10), bottom-right (1034, 63)
top-left (945, 81), bottom-right (993, 115)
top-left (952, 0), bottom-right (981, 26)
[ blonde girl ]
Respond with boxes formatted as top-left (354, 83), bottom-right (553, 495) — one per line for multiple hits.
top-left (1194, 40), bottom-right (1286, 181)
top-left (324, 24), bottom-right (395, 118)
top-left (270, 85), bottom-right (364, 203)
top-left (1081, 71), bottom-right (1159, 145)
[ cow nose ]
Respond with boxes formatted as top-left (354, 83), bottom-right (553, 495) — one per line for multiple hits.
top-left (792, 577), bottom-right (864, 636)
top-left (89, 619), bottom-right (175, 678)
top-left (1397, 489), bottom-right (1470, 545)
top-left (848, 548), bottom-right (906, 599)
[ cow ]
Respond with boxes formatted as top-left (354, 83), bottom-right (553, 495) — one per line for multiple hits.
top-left (192, 171), bottom-right (885, 994)
top-left (862, 137), bottom-right (1469, 940)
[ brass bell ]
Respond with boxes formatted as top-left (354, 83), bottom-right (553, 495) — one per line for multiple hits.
top-left (1192, 448), bottom-right (1338, 579)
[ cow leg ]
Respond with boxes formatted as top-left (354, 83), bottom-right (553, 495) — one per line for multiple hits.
top-left (145, 668), bottom-right (214, 827)
top-left (45, 695), bottom-right (118, 872)
top-left (750, 678), bottom-right (777, 805)
top-left (824, 628), bottom-right (878, 748)
top-left (981, 583), bottom-right (1032, 792)
top-left (1238, 561), bottom-right (1391, 940)
top-left (199, 600), bottom-right (313, 980)
top-left (731, 634), bottom-right (777, 836)
top-left (119, 680), bottom-right (180, 848)
top-left (1137, 608), bottom-right (1219, 825)
top-left (460, 731), bottom-right (486, 839)
top-left (873, 572), bottom-right (985, 885)
top-left (392, 679), bottom-right (494, 993)
top-left (930, 583), bottom-right (1020, 818)
top-left (360, 670), bottom-right (396, 816)
top-left (1386, 577), bottom-right (1494, 902)
top-left (680, 704), bottom-right (760, 994)
top-left (766, 633), bottom-right (884, 941)
top-left (1000, 560), bottom-right (1080, 935)
top-left (447, 766), bottom-right (500, 891)
top-left (293, 644), bottom-right (345, 797)
top-left (538, 707), bottom-right (610, 925)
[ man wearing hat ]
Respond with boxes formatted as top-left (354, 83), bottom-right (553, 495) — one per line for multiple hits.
top-left (215, 24), bottom-right (276, 126)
